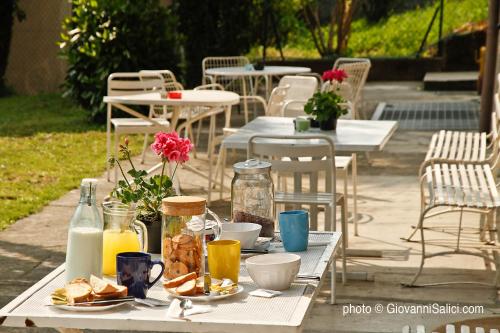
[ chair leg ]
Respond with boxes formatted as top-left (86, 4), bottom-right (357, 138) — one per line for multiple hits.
top-left (352, 153), bottom-right (358, 236)
top-left (407, 213), bottom-right (427, 286)
top-left (340, 199), bottom-right (347, 284)
top-left (479, 213), bottom-right (487, 242)
top-left (487, 210), bottom-right (496, 243)
top-left (310, 172), bottom-right (318, 230)
top-left (342, 168), bottom-right (349, 248)
top-left (196, 118), bottom-right (203, 148)
top-left (140, 133), bottom-right (149, 164)
top-left (114, 131), bottom-right (119, 184)
top-left (219, 146), bottom-right (227, 200)
top-left (330, 260), bottom-right (336, 305)
top-left (188, 122), bottom-right (197, 159)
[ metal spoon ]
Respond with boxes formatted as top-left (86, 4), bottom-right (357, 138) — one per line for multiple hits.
top-left (179, 299), bottom-right (193, 318)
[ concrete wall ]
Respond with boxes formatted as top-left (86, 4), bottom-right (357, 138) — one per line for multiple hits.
top-left (5, 0), bottom-right (70, 94)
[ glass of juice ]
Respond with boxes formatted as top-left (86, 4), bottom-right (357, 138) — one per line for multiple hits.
top-left (102, 202), bottom-right (148, 276)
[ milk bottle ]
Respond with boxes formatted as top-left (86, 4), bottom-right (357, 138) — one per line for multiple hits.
top-left (65, 178), bottom-right (103, 282)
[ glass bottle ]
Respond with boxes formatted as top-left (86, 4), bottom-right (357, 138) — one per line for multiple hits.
top-left (65, 178), bottom-right (103, 282)
top-left (231, 159), bottom-right (275, 237)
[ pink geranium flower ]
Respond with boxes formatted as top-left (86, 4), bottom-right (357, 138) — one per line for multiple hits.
top-left (151, 131), bottom-right (193, 163)
top-left (322, 69), bottom-right (348, 83)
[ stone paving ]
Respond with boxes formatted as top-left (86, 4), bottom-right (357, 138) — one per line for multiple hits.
top-left (0, 82), bottom-right (499, 332)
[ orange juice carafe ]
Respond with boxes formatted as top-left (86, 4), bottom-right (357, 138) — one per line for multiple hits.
top-left (102, 201), bottom-right (148, 276)
top-left (161, 196), bottom-right (222, 280)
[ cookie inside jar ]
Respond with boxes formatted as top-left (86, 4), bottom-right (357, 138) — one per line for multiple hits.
top-left (161, 196), bottom-right (207, 281)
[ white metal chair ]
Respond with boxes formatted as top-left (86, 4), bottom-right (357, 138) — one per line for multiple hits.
top-left (139, 69), bottom-right (184, 91)
top-left (333, 58), bottom-right (371, 120)
top-left (106, 72), bottom-right (169, 182)
top-left (419, 99), bottom-right (500, 178)
top-left (247, 135), bottom-right (347, 283)
top-left (211, 85), bottom-right (291, 204)
top-left (202, 56), bottom-right (258, 123)
top-left (405, 100), bottom-right (500, 243)
top-left (278, 76), bottom-right (318, 117)
top-left (281, 94), bottom-right (358, 242)
top-left (404, 158), bottom-right (500, 288)
top-left (403, 324), bottom-right (500, 333)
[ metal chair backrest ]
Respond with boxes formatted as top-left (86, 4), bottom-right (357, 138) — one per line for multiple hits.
top-left (333, 58), bottom-right (371, 115)
top-left (107, 72), bottom-right (164, 96)
top-left (202, 56), bottom-right (250, 93)
top-left (247, 134), bottom-right (337, 186)
top-left (139, 70), bottom-right (184, 91)
top-left (266, 85), bottom-right (290, 117)
top-left (279, 75), bottom-right (318, 102)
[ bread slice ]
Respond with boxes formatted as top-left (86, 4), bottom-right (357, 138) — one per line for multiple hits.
top-left (162, 272), bottom-right (196, 289)
top-left (65, 281), bottom-right (92, 304)
top-left (195, 278), bottom-right (204, 295)
top-left (175, 279), bottom-right (196, 296)
top-left (90, 275), bottom-right (119, 295)
top-left (92, 285), bottom-right (128, 300)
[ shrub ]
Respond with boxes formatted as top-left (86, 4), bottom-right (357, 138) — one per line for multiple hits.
top-left (175, 0), bottom-right (253, 86)
top-left (60, 0), bottom-right (181, 122)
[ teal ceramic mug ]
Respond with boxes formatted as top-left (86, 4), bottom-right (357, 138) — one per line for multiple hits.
top-left (279, 210), bottom-right (309, 252)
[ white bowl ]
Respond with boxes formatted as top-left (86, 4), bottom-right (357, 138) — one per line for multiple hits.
top-left (245, 253), bottom-right (301, 291)
top-left (220, 222), bottom-right (262, 249)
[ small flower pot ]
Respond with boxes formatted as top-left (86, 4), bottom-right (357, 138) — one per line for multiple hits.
top-left (310, 118), bottom-right (320, 128)
top-left (138, 217), bottom-right (162, 254)
top-left (319, 116), bottom-right (338, 131)
top-left (253, 62), bottom-right (265, 70)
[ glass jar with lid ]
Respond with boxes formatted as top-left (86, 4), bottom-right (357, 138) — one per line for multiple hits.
top-left (231, 159), bottom-right (275, 237)
top-left (161, 196), bottom-right (222, 280)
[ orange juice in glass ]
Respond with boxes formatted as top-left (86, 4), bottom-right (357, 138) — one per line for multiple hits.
top-left (102, 202), bottom-right (148, 276)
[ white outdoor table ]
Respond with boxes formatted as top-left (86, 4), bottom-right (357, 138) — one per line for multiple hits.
top-left (0, 232), bottom-right (340, 333)
top-left (205, 66), bottom-right (311, 122)
top-left (103, 91), bottom-right (240, 183)
top-left (221, 117), bottom-right (398, 246)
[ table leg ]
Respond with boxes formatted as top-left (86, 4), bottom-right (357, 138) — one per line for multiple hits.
top-left (242, 77), bottom-right (249, 124)
top-left (330, 260), bottom-right (336, 305)
top-left (352, 153), bottom-right (359, 236)
top-left (310, 172), bottom-right (318, 230)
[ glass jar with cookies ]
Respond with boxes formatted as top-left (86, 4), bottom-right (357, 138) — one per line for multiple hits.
top-left (161, 196), bottom-right (222, 280)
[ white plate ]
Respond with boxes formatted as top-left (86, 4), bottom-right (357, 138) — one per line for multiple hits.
top-left (166, 285), bottom-right (244, 302)
top-left (50, 301), bottom-right (130, 312)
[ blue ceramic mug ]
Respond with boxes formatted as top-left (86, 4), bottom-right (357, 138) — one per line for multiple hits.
top-left (279, 210), bottom-right (309, 252)
top-left (116, 252), bottom-right (165, 299)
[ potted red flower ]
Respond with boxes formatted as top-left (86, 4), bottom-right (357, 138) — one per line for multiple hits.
top-left (304, 69), bottom-right (349, 131)
top-left (110, 131), bottom-right (193, 253)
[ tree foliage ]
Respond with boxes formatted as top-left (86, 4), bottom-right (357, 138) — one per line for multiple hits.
top-left (175, 0), bottom-right (253, 86)
top-left (59, 0), bottom-right (181, 121)
top-left (301, 0), bottom-right (357, 57)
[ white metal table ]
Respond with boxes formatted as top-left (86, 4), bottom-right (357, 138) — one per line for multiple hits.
top-left (103, 91), bottom-right (240, 183)
top-left (220, 117), bottom-right (398, 243)
top-left (205, 66), bottom-right (311, 122)
top-left (0, 232), bottom-right (340, 333)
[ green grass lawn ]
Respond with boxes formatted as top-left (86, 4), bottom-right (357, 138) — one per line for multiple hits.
top-left (0, 94), bottom-right (141, 230)
top-left (249, 0), bottom-right (488, 59)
